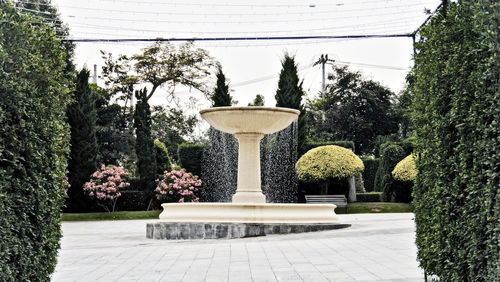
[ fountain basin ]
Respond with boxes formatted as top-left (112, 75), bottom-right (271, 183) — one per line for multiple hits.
top-left (200, 106), bottom-right (300, 134)
top-left (158, 202), bottom-right (338, 223)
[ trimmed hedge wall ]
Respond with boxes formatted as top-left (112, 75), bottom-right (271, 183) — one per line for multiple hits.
top-left (411, 1), bottom-right (499, 280)
top-left (177, 142), bottom-right (204, 177)
top-left (299, 140), bottom-right (355, 156)
top-left (356, 192), bottom-right (382, 202)
top-left (361, 157), bottom-right (379, 192)
top-left (0, 4), bottom-right (72, 280)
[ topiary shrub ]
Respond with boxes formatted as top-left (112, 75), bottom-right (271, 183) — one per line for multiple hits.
top-left (0, 4), bottom-right (72, 280)
top-left (355, 174), bottom-right (365, 193)
top-left (373, 143), bottom-right (406, 201)
top-left (296, 145), bottom-right (364, 183)
top-left (154, 139), bottom-right (172, 175)
top-left (361, 157), bottom-right (380, 192)
top-left (356, 192), bottom-right (383, 202)
top-left (299, 140), bottom-right (355, 156)
top-left (177, 142), bottom-right (204, 177)
top-left (392, 154), bottom-right (417, 182)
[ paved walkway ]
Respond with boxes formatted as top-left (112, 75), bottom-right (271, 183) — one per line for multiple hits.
top-left (52, 213), bottom-right (424, 281)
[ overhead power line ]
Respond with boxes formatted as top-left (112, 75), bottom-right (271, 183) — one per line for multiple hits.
top-left (64, 34), bottom-right (412, 43)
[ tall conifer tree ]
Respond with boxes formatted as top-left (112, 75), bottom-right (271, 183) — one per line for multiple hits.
top-left (275, 54), bottom-right (306, 153)
top-left (67, 69), bottom-right (98, 212)
top-left (134, 88), bottom-right (156, 191)
top-left (212, 65), bottom-right (233, 107)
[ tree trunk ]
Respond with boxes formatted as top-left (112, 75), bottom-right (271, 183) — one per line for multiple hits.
top-left (348, 176), bottom-right (357, 202)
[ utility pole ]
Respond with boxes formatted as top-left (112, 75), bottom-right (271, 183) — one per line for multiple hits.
top-left (313, 54), bottom-right (335, 93)
top-left (92, 64), bottom-right (97, 84)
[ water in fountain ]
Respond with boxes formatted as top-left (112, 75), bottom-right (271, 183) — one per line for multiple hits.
top-left (201, 121), bottom-right (298, 203)
top-left (261, 120), bottom-right (298, 203)
top-left (201, 127), bottom-right (238, 202)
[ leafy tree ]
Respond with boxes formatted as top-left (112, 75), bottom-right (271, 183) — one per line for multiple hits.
top-left (151, 105), bottom-right (198, 163)
top-left (66, 69), bottom-right (98, 212)
top-left (248, 94), bottom-right (265, 106)
top-left (0, 3), bottom-right (71, 279)
top-left (91, 84), bottom-right (135, 166)
top-left (134, 88), bottom-right (156, 191)
top-left (411, 1), bottom-right (499, 280)
top-left (15, 0), bottom-right (75, 77)
top-left (101, 41), bottom-right (215, 104)
top-left (395, 72), bottom-right (415, 138)
top-left (211, 65), bottom-right (235, 106)
top-left (307, 65), bottom-right (400, 155)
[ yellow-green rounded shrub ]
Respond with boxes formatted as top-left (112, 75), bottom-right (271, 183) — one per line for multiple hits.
top-left (296, 145), bottom-right (364, 182)
top-left (392, 154), bottom-right (417, 182)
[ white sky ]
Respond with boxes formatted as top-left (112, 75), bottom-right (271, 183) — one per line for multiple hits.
top-left (48, 0), bottom-right (440, 109)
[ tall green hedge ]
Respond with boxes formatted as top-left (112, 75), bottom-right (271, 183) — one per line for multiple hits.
top-left (361, 157), bottom-right (379, 192)
top-left (0, 4), bottom-right (71, 280)
top-left (412, 1), bottom-right (499, 280)
top-left (177, 142), bottom-right (204, 177)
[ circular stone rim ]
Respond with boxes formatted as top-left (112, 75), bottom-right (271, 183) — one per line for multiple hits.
top-left (200, 106), bottom-right (300, 116)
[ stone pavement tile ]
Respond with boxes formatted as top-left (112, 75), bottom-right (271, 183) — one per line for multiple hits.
top-left (273, 270), bottom-right (302, 281)
top-left (315, 264), bottom-right (341, 273)
top-left (228, 271), bottom-right (252, 281)
top-left (205, 277), bottom-right (229, 282)
top-left (348, 271), bottom-right (379, 281)
top-left (291, 263), bottom-right (318, 272)
top-left (321, 271), bottom-right (355, 281)
top-left (159, 273), bottom-right (185, 281)
top-left (296, 271), bottom-right (328, 282)
top-left (251, 273), bottom-right (278, 282)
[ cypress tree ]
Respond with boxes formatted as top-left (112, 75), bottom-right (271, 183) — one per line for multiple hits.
top-left (248, 94), bottom-right (265, 106)
top-left (275, 53), bottom-right (307, 153)
top-left (212, 65), bottom-right (233, 107)
top-left (66, 69), bottom-right (98, 212)
top-left (134, 88), bottom-right (156, 191)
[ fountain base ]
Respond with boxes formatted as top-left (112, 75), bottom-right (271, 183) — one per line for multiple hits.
top-left (146, 221), bottom-right (350, 240)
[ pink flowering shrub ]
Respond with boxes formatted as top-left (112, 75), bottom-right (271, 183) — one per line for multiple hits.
top-left (83, 164), bottom-right (130, 212)
top-left (155, 169), bottom-right (201, 203)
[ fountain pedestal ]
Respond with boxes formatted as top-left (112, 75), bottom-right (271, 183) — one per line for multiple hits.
top-left (233, 133), bottom-right (266, 203)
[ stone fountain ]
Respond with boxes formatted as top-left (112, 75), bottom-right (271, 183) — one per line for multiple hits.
top-left (147, 107), bottom-right (349, 240)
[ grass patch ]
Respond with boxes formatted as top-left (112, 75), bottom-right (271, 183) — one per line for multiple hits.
top-left (62, 210), bottom-right (161, 221)
top-left (336, 202), bottom-right (413, 214)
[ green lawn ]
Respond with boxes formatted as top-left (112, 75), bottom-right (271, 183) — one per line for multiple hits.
top-left (61, 202), bottom-right (413, 221)
top-left (61, 210), bottom-right (161, 221)
top-left (336, 202), bottom-right (413, 214)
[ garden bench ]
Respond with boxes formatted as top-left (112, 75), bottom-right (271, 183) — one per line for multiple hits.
top-left (305, 195), bottom-right (348, 213)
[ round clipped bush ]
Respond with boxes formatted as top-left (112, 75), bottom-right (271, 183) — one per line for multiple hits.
top-left (296, 145), bottom-right (364, 182)
top-left (392, 154), bottom-right (417, 182)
